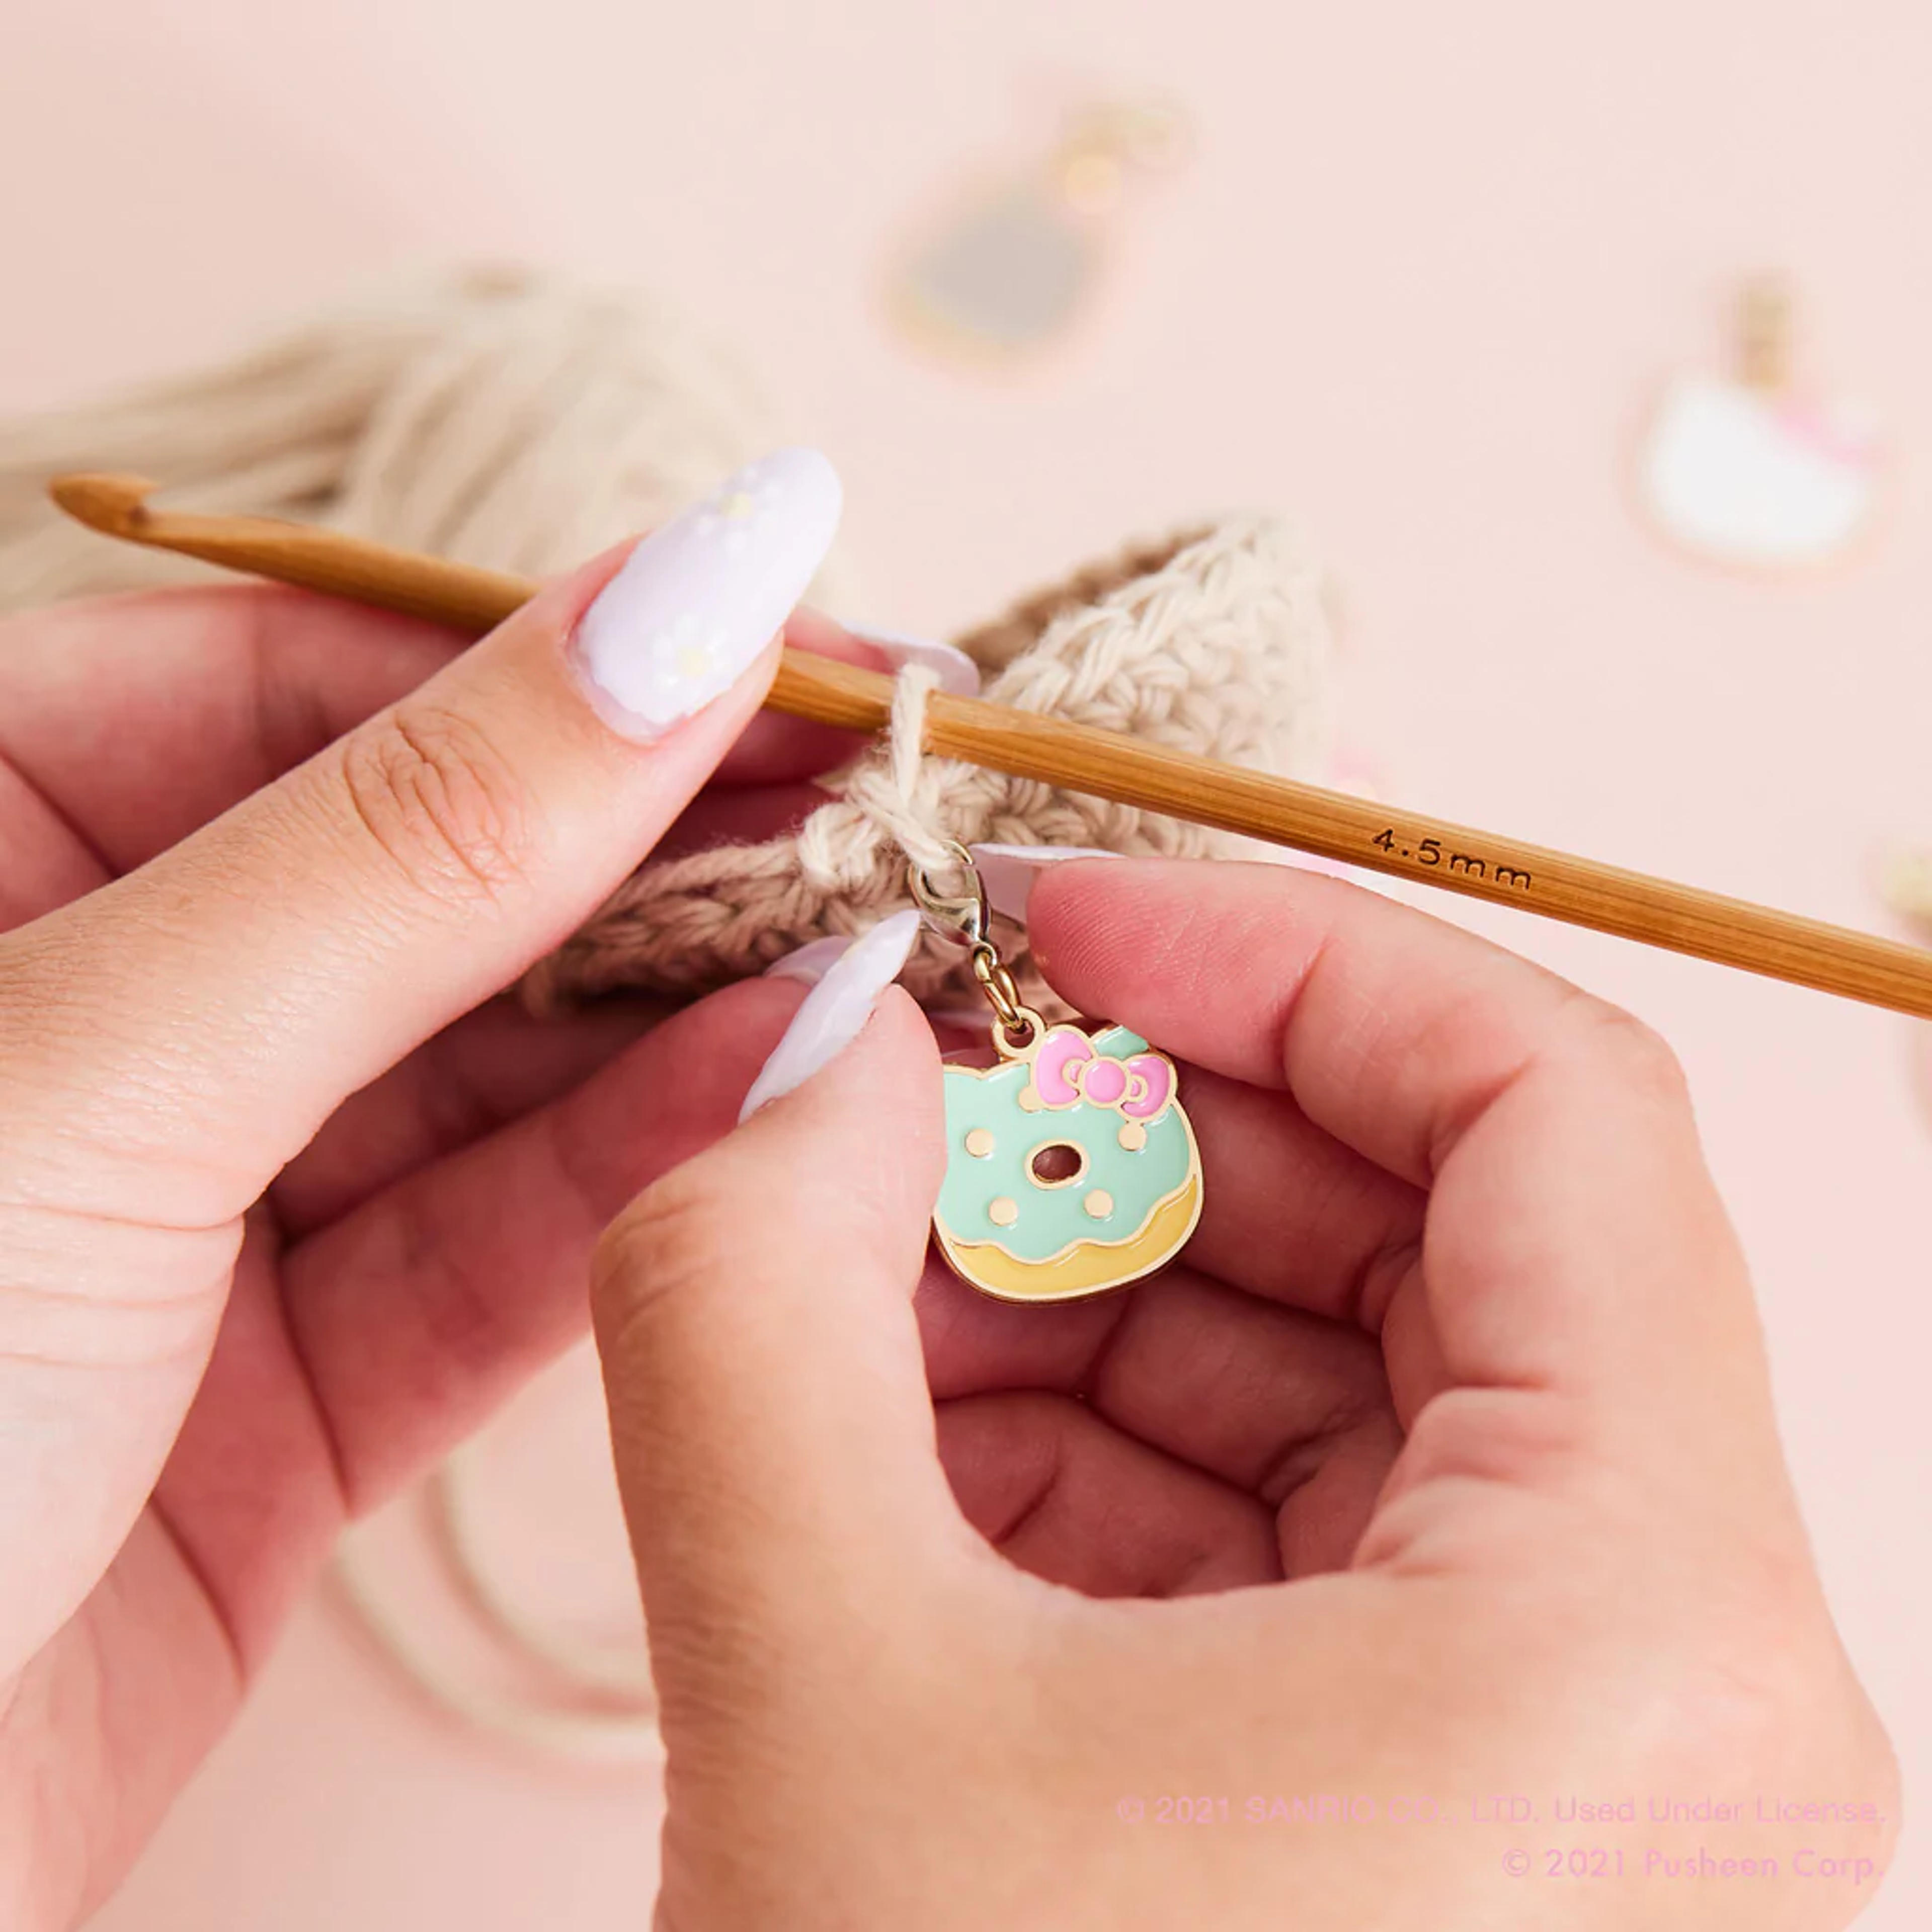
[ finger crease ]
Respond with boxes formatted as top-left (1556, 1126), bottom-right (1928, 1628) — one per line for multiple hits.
top-left (1070, 1292), bottom-right (1139, 1403)
top-left (1350, 1231), bottom-right (1424, 1337)
top-left (1267, 917), bottom-right (1337, 1074)
top-left (994, 1433), bottom-right (1066, 1550)
top-left (0, 745), bottom-right (117, 882)
top-left (146, 1492), bottom-right (249, 1693)
top-left (1253, 1398), bottom-right (1367, 1509)
top-left (270, 1212), bottom-right (358, 1523)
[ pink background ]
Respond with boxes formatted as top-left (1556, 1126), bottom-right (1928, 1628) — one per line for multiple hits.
top-left (6, 0), bottom-right (1929, 1922)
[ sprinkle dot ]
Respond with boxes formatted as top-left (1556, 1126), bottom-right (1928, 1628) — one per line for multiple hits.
top-left (1083, 1190), bottom-right (1114, 1220)
top-left (988, 1196), bottom-right (1019, 1228)
top-left (964, 1128), bottom-right (995, 1158)
top-left (1017, 1086), bottom-right (1043, 1113)
top-left (1117, 1121), bottom-right (1147, 1152)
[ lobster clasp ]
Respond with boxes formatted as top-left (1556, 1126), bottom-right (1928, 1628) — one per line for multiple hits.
top-left (908, 838), bottom-right (990, 949)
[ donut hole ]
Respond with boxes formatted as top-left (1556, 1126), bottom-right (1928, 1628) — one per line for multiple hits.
top-left (1029, 1142), bottom-right (1087, 1188)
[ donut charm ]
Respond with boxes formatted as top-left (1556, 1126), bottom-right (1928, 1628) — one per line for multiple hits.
top-left (907, 840), bottom-right (1204, 1306)
top-left (934, 1020), bottom-right (1202, 1304)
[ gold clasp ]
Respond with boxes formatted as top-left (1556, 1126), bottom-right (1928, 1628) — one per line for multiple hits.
top-left (908, 842), bottom-right (1043, 1056)
top-left (908, 838), bottom-right (990, 949)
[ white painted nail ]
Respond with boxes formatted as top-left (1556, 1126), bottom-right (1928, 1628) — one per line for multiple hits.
top-left (574, 447), bottom-right (842, 740)
top-left (969, 842), bottom-right (1121, 924)
top-left (739, 909), bottom-right (921, 1121)
top-left (763, 934), bottom-right (854, 986)
top-left (846, 625), bottom-right (981, 696)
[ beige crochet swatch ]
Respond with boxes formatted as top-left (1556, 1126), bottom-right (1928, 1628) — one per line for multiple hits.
top-left (527, 516), bottom-right (1333, 1014)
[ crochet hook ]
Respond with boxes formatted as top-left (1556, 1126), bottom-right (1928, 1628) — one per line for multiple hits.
top-left (45, 471), bottom-right (1932, 1024)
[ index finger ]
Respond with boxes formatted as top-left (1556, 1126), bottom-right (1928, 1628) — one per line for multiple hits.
top-left (1026, 860), bottom-right (1773, 1437)
top-left (0, 587), bottom-right (880, 877)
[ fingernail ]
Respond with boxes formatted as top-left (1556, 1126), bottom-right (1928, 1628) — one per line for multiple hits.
top-left (763, 934), bottom-right (854, 986)
top-left (740, 910), bottom-right (921, 1121)
top-left (845, 626), bottom-right (981, 696)
top-left (969, 842), bottom-right (1120, 924)
top-left (574, 447), bottom-right (842, 740)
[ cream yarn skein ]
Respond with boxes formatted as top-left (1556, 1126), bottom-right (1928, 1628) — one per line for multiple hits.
top-left (0, 263), bottom-right (847, 609)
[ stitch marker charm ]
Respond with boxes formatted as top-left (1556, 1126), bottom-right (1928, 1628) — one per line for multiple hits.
top-left (910, 845), bottom-right (1202, 1304)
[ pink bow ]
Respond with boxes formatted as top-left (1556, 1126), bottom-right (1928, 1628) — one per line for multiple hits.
top-left (1030, 1027), bottom-right (1174, 1121)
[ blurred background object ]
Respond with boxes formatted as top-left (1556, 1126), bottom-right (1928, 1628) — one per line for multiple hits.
top-left (4, 1), bottom-right (1929, 1927)
top-left (1886, 849), bottom-right (1932, 936)
top-left (887, 95), bottom-right (1191, 363)
top-left (1635, 273), bottom-right (1887, 571)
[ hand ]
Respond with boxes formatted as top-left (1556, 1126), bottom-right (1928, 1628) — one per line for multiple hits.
top-left (0, 452), bottom-right (878, 1929)
top-left (593, 857), bottom-right (1898, 1930)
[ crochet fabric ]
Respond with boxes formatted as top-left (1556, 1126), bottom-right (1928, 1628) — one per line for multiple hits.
top-left (525, 515), bottom-right (1334, 1015)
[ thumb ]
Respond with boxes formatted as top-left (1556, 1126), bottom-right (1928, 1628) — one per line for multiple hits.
top-left (3, 449), bottom-right (839, 1221)
top-left (591, 951), bottom-right (965, 1693)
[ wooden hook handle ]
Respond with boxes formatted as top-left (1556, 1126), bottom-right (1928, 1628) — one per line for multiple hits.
top-left (46, 473), bottom-right (1932, 1023)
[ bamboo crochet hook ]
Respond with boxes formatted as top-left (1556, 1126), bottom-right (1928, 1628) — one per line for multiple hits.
top-left (47, 471), bottom-right (1932, 1024)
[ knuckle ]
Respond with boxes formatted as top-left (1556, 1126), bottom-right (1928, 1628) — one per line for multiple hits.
top-left (1560, 990), bottom-right (1691, 1105)
top-left (1677, 1594), bottom-right (1880, 1790)
top-left (332, 704), bottom-right (535, 908)
top-left (591, 1168), bottom-right (727, 1341)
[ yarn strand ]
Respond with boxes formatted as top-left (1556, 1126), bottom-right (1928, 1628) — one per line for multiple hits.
top-left (796, 662), bottom-right (955, 881)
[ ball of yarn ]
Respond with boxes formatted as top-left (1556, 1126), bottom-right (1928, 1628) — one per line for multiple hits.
top-left (0, 263), bottom-right (852, 610)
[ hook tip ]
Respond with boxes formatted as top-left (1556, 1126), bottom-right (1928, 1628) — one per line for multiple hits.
top-left (47, 472), bottom-right (158, 534)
